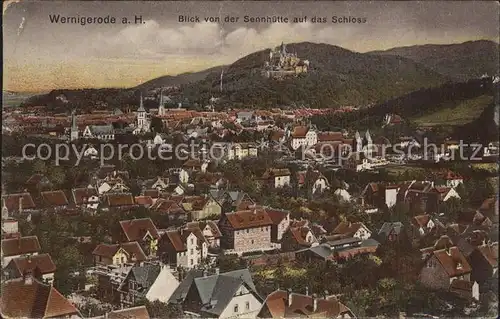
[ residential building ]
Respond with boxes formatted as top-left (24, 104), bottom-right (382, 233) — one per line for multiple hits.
top-left (468, 242), bottom-right (498, 283)
top-left (332, 222), bottom-right (372, 240)
top-left (296, 170), bottom-right (330, 195)
top-left (219, 208), bottom-right (274, 254)
top-left (290, 126), bottom-right (317, 150)
top-left (72, 187), bottom-right (99, 210)
top-left (92, 242), bottom-right (147, 266)
top-left (266, 208), bottom-right (291, 243)
top-left (281, 226), bottom-right (318, 252)
top-left (258, 289), bottom-right (355, 318)
top-left (40, 190), bottom-right (69, 210)
top-left (119, 218), bottom-right (161, 258)
top-left (118, 263), bottom-right (180, 307)
top-left (262, 168), bottom-right (291, 188)
top-left (1, 277), bottom-right (81, 318)
top-left (82, 124), bottom-right (115, 140)
top-left (159, 228), bottom-right (208, 269)
top-left (3, 253), bottom-right (56, 285)
top-left (1, 193), bottom-right (36, 216)
top-left (419, 247), bottom-right (472, 290)
top-left (1, 236), bottom-right (41, 266)
top-left (168, 268), bottom-right (263, 319)
top-left (94, 306), bottom-right (150, 319)
top-left (186, 221), bottom-right (222, 248)
top-left (181, 195), bottom-right (222, 220)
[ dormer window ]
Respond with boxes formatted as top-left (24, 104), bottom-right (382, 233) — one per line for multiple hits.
top-left (456, 262), bottom-right (463, 270)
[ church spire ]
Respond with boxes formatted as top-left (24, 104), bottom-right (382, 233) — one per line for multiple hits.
top-left (138, 92), bottom-right (145, 112)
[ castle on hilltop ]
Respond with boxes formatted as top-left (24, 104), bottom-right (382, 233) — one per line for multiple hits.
top-left (263, 42), bottom-right (309, 79)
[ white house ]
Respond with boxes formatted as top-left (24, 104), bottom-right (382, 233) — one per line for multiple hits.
top-left (83, 145), bottom-right (98, 159)
top-left (161, 229), bottom-right (209, 269)
top-left (82, 125), bottom-right (115, 140)
top-left (144, 265), bottom-right (180, 303)
top-left (262, 169), bottom-right (291, 188)
top-left (290, 126), bottom-right (318, 150)
top-left (334, 188), bottom-right (351, 202)
top-left (332, 221), bottom-right (372, 240)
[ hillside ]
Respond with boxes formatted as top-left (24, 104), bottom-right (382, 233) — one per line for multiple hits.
top-left (369, 40), bottom-right (499, 81)
top-left (311, 77), bottom-right (498, 142)
top-left (411, 95), bottom-right (494, 127)
top-left (135, 65), bottom-right (226, 91)
top-left (181, 42), bottom-right (449, 108)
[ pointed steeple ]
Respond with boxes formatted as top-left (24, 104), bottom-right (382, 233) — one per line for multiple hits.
top-left (71, 109), bottom-right (77, 129)
top-left (138, 92), bottom-right (145, 112)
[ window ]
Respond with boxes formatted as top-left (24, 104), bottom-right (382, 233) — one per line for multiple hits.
top-left (246, 302), bottom-right (250, 310)
top-left (190, 249), bottom-right (194, 255)
top-left (121, 257), bottom-right (125, 264)
top-left (234, 304), bottom-right (239, 313)
top-left (246, 229), bottom-right (249, 233)
top-left (251, 239), bottom-right (254, 245)
top-left (191, 238), bottom-right (194, 245)
top-left (190, 259), bottom-right (193, 265)
top-left (261, 227), bottom-right (263, 231)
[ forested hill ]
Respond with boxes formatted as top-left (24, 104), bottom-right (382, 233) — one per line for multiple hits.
top-left (181, 42), bottom-right (448, 108)
top-left (311, 77), bottom-right (498, 142)
top-left (369, 40), bottom-right (499, 82)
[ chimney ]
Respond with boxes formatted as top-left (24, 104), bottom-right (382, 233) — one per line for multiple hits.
top-left (312, 293), bottom-right (318, 312)
top-left (23, 270), bottom-right (34, 285)
top-left (287, 288), bottom-right (293, 307)
top-left (305, 286), bottom-right (309, 296)
top-left (323, 290), bottom-right (329, 299)
top-left (203, 269), bottom-right (208, 277)
top-left (214, 267), bottom-right (220, 275)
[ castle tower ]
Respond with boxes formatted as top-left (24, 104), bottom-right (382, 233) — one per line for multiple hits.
top-left (158, 90), bottom-right (165, 116)
top-left (70, 109), bottom-right (79, 141)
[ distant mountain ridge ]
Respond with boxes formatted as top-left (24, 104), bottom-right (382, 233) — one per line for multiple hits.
top-left (18, 40), bottom-right (498, 111)
top-left (369, 40), bottom-right (499, 81)
top-left (135, 65), bottom-right (226, 91)
top-left (181, 41), bottom-right (449, 108)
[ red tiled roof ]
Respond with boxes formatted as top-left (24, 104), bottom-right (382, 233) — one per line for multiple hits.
top-left (332, 222), bottom-right (365, 237)
top-left (317, 132), bottom-right (343, 142)
top-left (92, 242), bottom-right (147, 261)
top-left (135, 196), bottom-right (154, 206)
top-left (9, 253), bottom-right (56, 275)
top-left (107, 193), bottom-right (135, 207)
top-left (291, 126), bottom-right (309, 138)
top-left (1, 278), bottom-right (79, 318)
top-left (259, 290), bottom-right (352, 318)
top-left (1, 236), bottom-right (41, 257)
top-left (434, 247), bottom-right (472, 277)
top-left (143, 189), bottom-right (161, 198)
top-left (266, 208), bottom-right (290, 225)
top-left (106, 306), bottom-right (150, 319)
top-left (289, 227), bottom-right (313, 246)
top-left (120, 218), bottom-right (160, 241)
top-left (225, 209), bottom-right (273, 230)
top-left (1, 193), bottom-right (36, 212)
top-left (72, 187), bottom-right (98, 205)
top-left (41, 191), bottom-right (69, 207)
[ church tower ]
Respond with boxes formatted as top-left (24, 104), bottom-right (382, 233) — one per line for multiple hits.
top-left (70, 109), bottom-right (79, 141)
top-left (158, 90), bottom-right (165, 116)
top-left (137, 93), bottom-right (149, 132)
top-left (355, 131), bottom-right (362, 153)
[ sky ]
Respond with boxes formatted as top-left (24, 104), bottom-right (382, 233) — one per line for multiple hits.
top-left (3, 1), bottom-right (499, 92)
